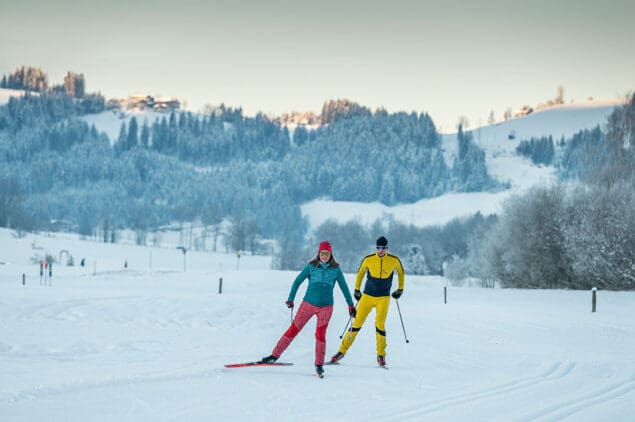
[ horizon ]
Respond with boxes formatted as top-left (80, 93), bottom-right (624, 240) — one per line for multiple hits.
top-left (1, 0), bottom-right (634, 131)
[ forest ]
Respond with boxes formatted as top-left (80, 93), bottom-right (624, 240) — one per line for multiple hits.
top-left (1, 67), bottom-right (633, 288)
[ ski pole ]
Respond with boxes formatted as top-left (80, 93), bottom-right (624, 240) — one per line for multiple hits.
top-left (339, 315), bottom-right (353, 339)
top-left (395, 299), bottom-right (410, 343)
top-left (339, 300), bottom-right (358, 339)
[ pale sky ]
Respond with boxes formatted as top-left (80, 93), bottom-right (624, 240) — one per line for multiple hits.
top-left (1, 0), bottom-right (633, 131)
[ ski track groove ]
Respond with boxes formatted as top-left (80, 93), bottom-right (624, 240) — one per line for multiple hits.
top-left (377, 361), bottom-right (575, 421)
top-left (0, 366), bottom-right (224, 405)
top-left (516, 370), bottom-right (635, 422)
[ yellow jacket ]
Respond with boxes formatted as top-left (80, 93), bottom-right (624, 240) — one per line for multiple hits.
top-left (355, 252), bottom-right (405, 297)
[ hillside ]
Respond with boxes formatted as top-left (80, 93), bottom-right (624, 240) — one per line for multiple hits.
top-left (302, 100), bottom-right (625, 230)
top-left (81, 109), bottom-right (168, 145)
top-left (0, 87), bottom-right (625, 235)
top-left (68, 94), bottom-right (625, 230)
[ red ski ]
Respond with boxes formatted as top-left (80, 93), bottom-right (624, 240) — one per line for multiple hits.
top-left (224, 362), bottom-right (293, 368)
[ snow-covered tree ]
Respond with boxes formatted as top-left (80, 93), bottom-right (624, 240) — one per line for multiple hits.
top-left (402, 244), bottom-right (430, 275)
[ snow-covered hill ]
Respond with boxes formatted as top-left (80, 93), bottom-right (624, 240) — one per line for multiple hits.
top-left (82, 109), bottom-right (171, 146)
top-left (1, 228), bottom-right (634, 421)
top-left (1, 88), bottom-right (625, 231)
top-left (77, 97), bottom-right (625, 230)
top-left (302, 99), bottom-right (625, 230)
top-left (441, 100), bottom-right (624, 187)
top-left (0, 87), bottom-right (34, 104)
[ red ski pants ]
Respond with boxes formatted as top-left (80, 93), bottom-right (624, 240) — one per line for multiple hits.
top-left (272, 301), bottom-right (333, 365)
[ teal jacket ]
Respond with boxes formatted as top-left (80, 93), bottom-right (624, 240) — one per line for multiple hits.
top-left (288, 260), bottom-right (354, 307)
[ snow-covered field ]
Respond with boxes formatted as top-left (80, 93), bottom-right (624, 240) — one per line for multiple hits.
top-left (1, 228), bottom-right (634, 421)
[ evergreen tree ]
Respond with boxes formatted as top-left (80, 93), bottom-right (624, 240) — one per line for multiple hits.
top-left (7, 66), bottom-right (48, 92)
top-left (127, 117), bottom-right (138, 150)
top-left (402, 244), bottom-right (430, 275)
top-left (487, 110), bottom-right (496, 126)
top-left (516, 136), bottom-right (555, 165)
top-left (140, 121), bottom-right (150, 148)
top-left (115, 122), bottom-right (127, 153)
top-left (63, 72), bottom-right (85, 98)
top-left (292, 126), bottom-right (308, 146)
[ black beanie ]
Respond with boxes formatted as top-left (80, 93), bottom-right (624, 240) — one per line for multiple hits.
top-left (376, 236), bottom-right (388, 247)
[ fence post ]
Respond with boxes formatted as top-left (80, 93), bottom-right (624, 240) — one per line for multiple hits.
top-left (22, 273), bottom-right (25, 285)
top-left (591, 287), bottom-right (597, 312)
top-left (218, 277), bottom-right (223, 294)
top-left (444, 285), bottom-right (447, 304)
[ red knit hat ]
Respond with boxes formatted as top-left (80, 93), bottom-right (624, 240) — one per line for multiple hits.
top-left (319, 241), bottom-right (332, 253)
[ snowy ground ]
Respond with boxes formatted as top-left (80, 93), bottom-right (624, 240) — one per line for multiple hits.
top-left (1, 228), bottom-right (634, 421)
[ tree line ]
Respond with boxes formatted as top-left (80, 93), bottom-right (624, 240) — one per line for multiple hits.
top-left (0, 89), bottom-right (498, 262)
top-left (301, 212), bottom-right (497, 275)
top-left (447, 95), bottom-right (635, 290)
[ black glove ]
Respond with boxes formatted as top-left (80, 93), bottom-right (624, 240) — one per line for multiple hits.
top-left (354, 290), bottom-right (362, 301)
top-left (391, 289), bottom-right (403, 299)
top-left (348, 305), bottom-right (356, 318)
top-left (285, 301), bottom-right (294, 309)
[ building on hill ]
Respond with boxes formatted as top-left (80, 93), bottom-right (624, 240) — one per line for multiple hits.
top-left (107, 94), bottom-right (180, 112)
top-left (274, 111), bottom-right (321, 127)
top-left (514, 105), bottom-right (534, 118)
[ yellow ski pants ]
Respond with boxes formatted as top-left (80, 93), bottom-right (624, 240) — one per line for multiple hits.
top-left (338, 294), bottom-right (390, 357)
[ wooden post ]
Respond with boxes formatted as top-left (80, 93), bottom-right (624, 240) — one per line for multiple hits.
top-left (444, 286), bottom-right (447, 304)
top-left (592, 287), bottom-right (597, 312)
top-left (218, 277), bottom-right (223, 294)
top-left (22, 273), bottom-right (25, 285)
top-left (177, 247), bottom-right (187, 272)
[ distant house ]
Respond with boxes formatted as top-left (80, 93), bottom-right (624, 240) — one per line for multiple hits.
top-left (514, 106), bottom-right (534, 118)
top-left (153, 97), bottom-right (180, 111)
top-left (108, 94), bottom-right (180, 113)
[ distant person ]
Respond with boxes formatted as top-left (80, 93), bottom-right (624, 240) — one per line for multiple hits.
top-left (330, 236), bottom-right (405, 367)
top-left (80, 258), bottom-right (85, 267)
top-left (259, 241), bottom-right (355, 377)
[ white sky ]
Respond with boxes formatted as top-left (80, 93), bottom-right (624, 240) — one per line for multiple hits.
top-left (1, 0), bottom-right (633, 131)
